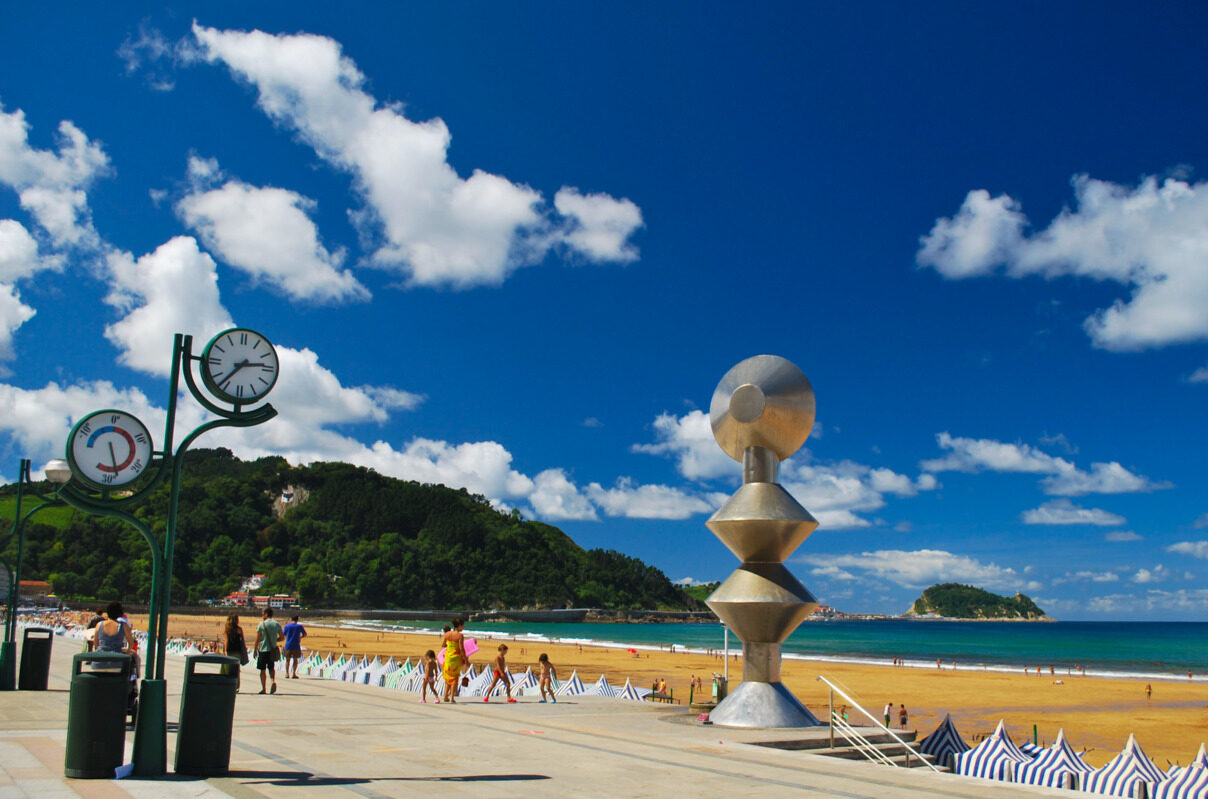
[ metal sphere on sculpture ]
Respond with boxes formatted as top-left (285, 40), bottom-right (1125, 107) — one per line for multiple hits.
top-left (709, 355), bottom-right (815, 462)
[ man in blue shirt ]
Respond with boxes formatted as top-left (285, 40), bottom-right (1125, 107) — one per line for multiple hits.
top-left (282, 615), bottom-right (307, 679)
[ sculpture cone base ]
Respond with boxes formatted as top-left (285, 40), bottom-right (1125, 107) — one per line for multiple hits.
top-left (708, 680), bottom-right (821, 728)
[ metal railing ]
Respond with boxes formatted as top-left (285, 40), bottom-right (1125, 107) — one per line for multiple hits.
top-left (816, 675), bottom-right (941, 773)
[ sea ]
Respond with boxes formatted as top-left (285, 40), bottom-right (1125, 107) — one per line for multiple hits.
top-left (344, 618), bottom-right (1207, 682)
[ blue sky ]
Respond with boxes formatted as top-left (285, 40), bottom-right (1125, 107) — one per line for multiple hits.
top-left (2, 4), bottom-right (1207, 620)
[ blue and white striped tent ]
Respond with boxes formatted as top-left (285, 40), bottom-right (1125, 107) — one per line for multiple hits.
top-left (917, 714), bottom-right (971, 770)
top-left (1016, 729), bottom-right (1094, 790)
top-left (1083, 734), bottom-right (1167, 798)
top-left (616, 678), bottom-right (646, 701)
top-left (1149, 764), bottom-right (1208, 799)
top-left (952, 720), bottom-right (1032, 782)
top-left (1019, 741), bottom-right (1044, 758)
top-left (587, 674), bottom-right (617, 697)
top-left (554, 670), bottom-right (586, 696)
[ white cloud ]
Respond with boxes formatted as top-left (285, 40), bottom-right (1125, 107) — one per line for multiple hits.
top-left (1166, 541), bottom-right (1208, 559)
top-left (810, 564), bottom-right (857, 581)
top-left (923, 432), bottom-right (1166, 496)
top-left (1087, 589), bottom-right (1208, 614)
top-left (1191, 366), bottom-right (1208, 383)
top-left (190, 24), bottom-right (641, 289)
top-left (672, 577), bottom-right (712, 587)
top-left (799, 549), bottom-right (1023, 591)
top-left (103, 236), bottom-right (234, 375)
top-left (1021, 498), bottom-right (1126, 526)
top-left (632, 410), bottom-right (733, 480)
top-left (919, 175), bottom-right (1208, 351)
top-left (0, 100), bottom-right (108, 250)
top-left (1132, 565), bottom-right (1168, 584)
top-left (1105, 530), bottom-right (1143, 542)
top-left (585, 478), bottom-right (715, 520)
top-left (0, 218), bottom-right (61, 282)
top-left (551, 187), bottom-right (643, 263)
top-left (528, 469), bottom-right (597, 521)
top-left (1193, 514), bottom-right (1208, 530)
top-left (1053, 570), bottom-right (1119, 585)
top-left (177, 160), bottom-right (369, 303)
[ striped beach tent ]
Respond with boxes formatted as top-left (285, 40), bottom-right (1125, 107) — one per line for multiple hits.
top-left (509, 667), bottom-right (538, 696)
top-left (952, 720), bottom-right (1032, 782)
top-left (617, 678), bottom-right (644, 701)
top-left (355, 656), bottom-right (381, 684)
top-left (918, 714), bottom-right (971, 770)
top-left (1016, 729), bottom-right (1094, 790)
top-left (1150, 764), bottom-right (1208, 799)
top-left (587, 674), bottom-right (616, 698)
top-left (1019, 741), bottom-right (1044, 758)
top-left (555, 670), bottom-right (586, 697)
top-left (1083, 734), bottom-right (1167, 798)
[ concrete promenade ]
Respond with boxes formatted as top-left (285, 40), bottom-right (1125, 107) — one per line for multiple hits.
top-left (0, 639), bottom-right (1072, 799)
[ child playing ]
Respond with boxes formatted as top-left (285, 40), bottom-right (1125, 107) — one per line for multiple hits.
top-left (420, 650), bottom-right (440, 703)
top-left (538, 653), bottom-right (557, 703)
top-left (484, 644), bottom-right (516, 703)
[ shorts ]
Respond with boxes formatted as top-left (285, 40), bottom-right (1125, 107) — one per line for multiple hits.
top-left (256, 651), bottom-right (277, 670)
top-left (493, 669), bottom-right (503, 678)
top-left (283, 648), bottom-right (301, 657)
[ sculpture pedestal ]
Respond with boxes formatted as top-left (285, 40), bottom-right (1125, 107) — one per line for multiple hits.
top-left (708, 680), bottom-right (821, 728)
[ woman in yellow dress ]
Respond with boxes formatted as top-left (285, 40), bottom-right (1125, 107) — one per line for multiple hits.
top-left (441, 618), bottom-right (469, 703)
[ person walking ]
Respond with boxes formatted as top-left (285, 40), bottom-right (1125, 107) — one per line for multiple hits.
top-left (282, 615), bottom-right (307, 678)
top-left (883, 701), bottom-right (892, 728)
top-left (222, 614), bottom-right (248, 692)
top-left (538, 653), bottom-right (557, 703)
top-left (483, 644), bottom-right (516, 703)
top-left (254, 608), bottom-right (284, 695)
top-left (420, 650), bottom-right (440, 703)
top-left (898, 704), bottom-right (909, 729)
top-left (441, 618), bottom-right (469, 703)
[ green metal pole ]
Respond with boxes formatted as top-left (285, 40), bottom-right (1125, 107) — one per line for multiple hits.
top-left (0, 460), bottom-right (26, 690)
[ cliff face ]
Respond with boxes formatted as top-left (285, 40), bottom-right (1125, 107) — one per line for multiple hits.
top-left (905, 583), bottom-right (1050, 620)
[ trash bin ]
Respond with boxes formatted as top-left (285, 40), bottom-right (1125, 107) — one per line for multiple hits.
top-left (64, 652), bottom-right (131, 778)
top-left (174, 654), bottom-right (239, 776)
top-left (18, 627), bottom-right (53, 690)
top-left (712, 673), bottom-right (728, 702)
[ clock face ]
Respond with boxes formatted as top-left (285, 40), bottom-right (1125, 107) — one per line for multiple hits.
top-left (201, 328), bottom-right (279, 404)
top-left (67, 410), bottom-right (154, 489)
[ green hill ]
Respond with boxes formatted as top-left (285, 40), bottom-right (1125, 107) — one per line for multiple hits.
top-left (0, 449), bottom-right (704, 612)
top-left (906, 583), bottom-right (1048, 620)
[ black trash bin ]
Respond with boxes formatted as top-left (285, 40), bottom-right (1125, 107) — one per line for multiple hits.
top-left (64, 651), bottom-right (131, 778)
top-left (175, 654), bottom-right (239, 776)
top-left (18, 627), bottom-right (53, 690)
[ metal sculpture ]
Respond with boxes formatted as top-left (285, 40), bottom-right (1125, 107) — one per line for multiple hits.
top-left (705, 354), bottom-right (821, 727)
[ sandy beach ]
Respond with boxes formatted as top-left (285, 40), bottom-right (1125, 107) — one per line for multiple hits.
top-left (142, 611), bottom-right (1208, 768)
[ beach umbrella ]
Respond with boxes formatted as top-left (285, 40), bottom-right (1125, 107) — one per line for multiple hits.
top-left (1149, 762), bottom-right (1208, 799)
top-left (952, 720), bottom-right (1032, 782)
top-left (587, 674), bottom-right (617, 698)
top-left (1083, 734), bottom-right (1167, 798)
top-left (617, 678), bottom-right (644, 701)
top-left (918, 714), bottom-right (971, 770)
top-left (555, 670), bottom-right (586, 697)
top-left (1016, 729), bottom-right (1094, 790)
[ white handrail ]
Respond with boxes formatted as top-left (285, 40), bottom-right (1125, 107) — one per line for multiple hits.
top-left (831, 712), bottom-right (896, 767)
top-left (816, 675), bottom-right (941, 773)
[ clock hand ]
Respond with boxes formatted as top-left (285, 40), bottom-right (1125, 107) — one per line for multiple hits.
top-left (219, 360), bottom-right (249, 387)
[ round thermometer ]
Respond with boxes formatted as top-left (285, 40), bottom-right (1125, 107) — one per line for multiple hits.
top-left (66, 409), bottom-right (154, 489)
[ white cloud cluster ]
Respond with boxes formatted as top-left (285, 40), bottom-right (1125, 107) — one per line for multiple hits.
top-left (1131, 565), bottom-right (1168, 584)
top-left (1086, 589), bottom-right (1208, 614)
top-left (585, 478), bottom-right (715, 520)
top-left (633, 409), bottom-right (937, 528)
top-left (1166, 541), bottom-right (1208, 559)
top-left (0, 100), bottom-right (107, 250)
top-left (923, 432), bottom-right (1167, 496)
top-left (1105, 530), bottom-right (1142, 542)
top-left (177, 157), bottom-right (368, 303)
top-left (189, 24), bottom-right (642, 289)
top-left (1052, 570), bottom-right (1119, 585)
top-left (799, 549), bottom-right (1031, 592)
top-left (918, 175), bottom-right (1208, 351)
top-left (1021, 498), bottom-right (1126, 526)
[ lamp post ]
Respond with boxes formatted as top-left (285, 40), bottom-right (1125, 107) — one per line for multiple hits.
top-left (57, 329), bottom-right (278, 776)
top-left (0, 458), bottom-right (72, 690)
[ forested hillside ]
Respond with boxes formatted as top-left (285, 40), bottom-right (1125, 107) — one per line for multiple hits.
top-left (1, 449), bottom-right (702, 611)
top-left (906, 583), bottom-right (1048, 620)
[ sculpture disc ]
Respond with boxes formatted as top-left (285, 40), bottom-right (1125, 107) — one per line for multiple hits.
top-left (710, 355), bottom-right (814, 462)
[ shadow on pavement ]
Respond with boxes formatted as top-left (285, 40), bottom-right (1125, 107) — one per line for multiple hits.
top-left (227, 770), bottom-right (551, 785)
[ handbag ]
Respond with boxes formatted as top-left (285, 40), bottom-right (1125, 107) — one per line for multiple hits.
top-left (239, 638), bottom-right (249, 666)
top-left (461, 676), bottom-right (470, 687)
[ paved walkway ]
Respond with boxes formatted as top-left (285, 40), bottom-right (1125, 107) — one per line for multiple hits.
top-left (0, 639), bottom-right (1071, 798)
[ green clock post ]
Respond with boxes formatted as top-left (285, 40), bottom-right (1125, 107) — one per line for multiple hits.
top-left (58, 328), bottom-right (278, 777)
